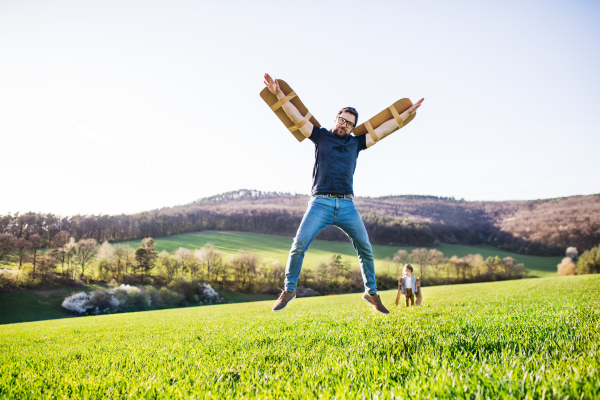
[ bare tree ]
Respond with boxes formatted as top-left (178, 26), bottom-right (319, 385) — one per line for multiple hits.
top-left (13, 238), bottom-right (30, 282)
top-left (464, 254), bottom-right (485, 280)
top-left (325, 254), bottom-right (350, 293)
top-left (38, 250), bottom-right (59, 282)
top-left (448, 256), bottom-right (459, 281)
top-left (0, 233), bottom-right (16, 265)
top-left (28, 234), bottom-right (43, 279)
top-left (114, 244), bottom-right (135, 282)
top-left (426, 249), bottom-right (444, 280)
top-left (501, 257), bottom-right (526, 279)
top-left (337, 257), bottom-right (351, 293)
top-left (408, 248), bottom-right (428, 280)
top-left (63, 238), bottom-right (77, 280)
top-left (484, 256), bottom-right (502, 279)
top-left (187, 256), bottom-right (200, 279)
top-left (314, 261), bottom-right (329, 294)
top-left (392, 249), bottom-right (408, 279)
top-left (213, 258), bottom-right (230, 289)
top-left (261, 258), bottom-right (285, 290)
top-left (74, 238), bottom-right (97, 280)
top-left (157, 250), bottom-right (177, 283)
top-left (299, 266), bottom-right (312, 288)
top-left (448, 256), bottom-right (470, 281)
top-left (229, 251), bottom-right (259, 292)
top-left (174, 247), bottom-right (192, 279)
top-left (50, 231), bottom-right (70, 276)
top-left (194, 243), bottom-right (222, 282)
top-left (96, 241), bottom-right (117, 281)
top-left (436, 257), bottom-right (449, 281)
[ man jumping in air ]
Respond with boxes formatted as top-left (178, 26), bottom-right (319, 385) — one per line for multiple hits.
top-left (264, 73), bottom-right (423, 315)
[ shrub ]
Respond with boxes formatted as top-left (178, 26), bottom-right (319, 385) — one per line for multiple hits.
top-left (111, 284), bottom-right (150, 312)
top-left (197, 283), bottom-right (221, 304)
top-left (566, 247), bottom-right (578, 260)
top-left (62, 282), bottom-right (221, 315)
top-left (62, 292), bottom-right (93, 315)
top-left (158, 287), bottom-right (184, 307)
top-left (577, 245), bottom-right (600, 275)
top-left (168, 278), bottom-right (196, 304)
top-left (88, 289), bottom-right (119, 314)
top-left (557, 257), bottom-right (577, 276)
top-left (141, 286), bottom-right (161, 308)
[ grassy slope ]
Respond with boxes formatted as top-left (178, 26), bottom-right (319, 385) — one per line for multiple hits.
top-left (1, 275), bottom-right (598, 399)
top-left (122, 231), bottom-right (561, 277)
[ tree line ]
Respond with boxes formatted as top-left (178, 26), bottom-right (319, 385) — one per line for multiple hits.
top-left (0, 210), bottom-right (438, 252)
top-left (0, 232), bottom-right (530, 294)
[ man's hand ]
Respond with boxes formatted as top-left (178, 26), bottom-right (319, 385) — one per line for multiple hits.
top-left (365, 97), bottom-right (424, 148)
top-left (262, 72), bottom-right (313, 138)
top-left (406, 98), bottom-right (424, 115)
top-left (264, 73), bottom-right (281, 95)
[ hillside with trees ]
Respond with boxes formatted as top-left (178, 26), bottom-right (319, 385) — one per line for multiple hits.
top-left (1, 190), bottom-right (599, 256)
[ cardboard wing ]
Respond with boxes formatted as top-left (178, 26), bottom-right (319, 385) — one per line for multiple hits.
top-left (260, 80), bottom-right (321, 142)
top-left (396, 278), bottom-right (403, 306)
top-left (352, 98), bottom-right (417, 142)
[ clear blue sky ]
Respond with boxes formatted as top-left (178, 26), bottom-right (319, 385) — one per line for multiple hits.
top-left (1, 0), bottom-right (599, 216)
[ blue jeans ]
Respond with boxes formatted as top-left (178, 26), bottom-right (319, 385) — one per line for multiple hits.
top-left (284, 195), bottom-right (378, 295)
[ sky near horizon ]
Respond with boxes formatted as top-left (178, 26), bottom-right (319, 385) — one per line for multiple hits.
top-left (1, 0), bottom-right (599, 216)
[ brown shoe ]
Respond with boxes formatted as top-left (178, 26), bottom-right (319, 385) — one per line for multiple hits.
top-left (272, 290), bottom-right (296, 312)
top-left (362, 292), bottom-right (389, 315)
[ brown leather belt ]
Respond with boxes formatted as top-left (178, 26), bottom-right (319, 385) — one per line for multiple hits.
top-left (327, 194), bottom-right (352, 198)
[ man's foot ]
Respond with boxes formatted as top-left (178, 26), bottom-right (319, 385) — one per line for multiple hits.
top-left (272, 290), bottom-right (296, 312)
top-left (362, 292), bottom-right (390, 315)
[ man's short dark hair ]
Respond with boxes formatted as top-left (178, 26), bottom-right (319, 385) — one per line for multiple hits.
top-left (404, 264), bottom-right (413, 272)
top-left (337, 107), bottom-right (359, 125)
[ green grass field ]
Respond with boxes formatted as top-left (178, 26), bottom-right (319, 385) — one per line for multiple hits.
top-left (1, 275), bottom-right (598, 399)
top-left (122, 231), bottom-right (562, 277)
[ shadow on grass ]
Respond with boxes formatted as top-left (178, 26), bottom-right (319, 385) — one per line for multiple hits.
top-left (0, 286), bottom-right (277, 326)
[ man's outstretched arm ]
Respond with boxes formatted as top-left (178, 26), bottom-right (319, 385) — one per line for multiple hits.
top-left (264, 73), bottom-right (313, 138)
top-left (365, 98), bottom-right (424, 148)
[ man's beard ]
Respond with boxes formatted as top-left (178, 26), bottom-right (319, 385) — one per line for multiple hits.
top-left (332, 128), bottom-right (350, 139)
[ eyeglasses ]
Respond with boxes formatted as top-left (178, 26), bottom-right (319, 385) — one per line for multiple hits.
top-left (336, 116), bottom-right (355, 129)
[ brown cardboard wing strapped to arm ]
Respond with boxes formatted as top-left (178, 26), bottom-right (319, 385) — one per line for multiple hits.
top-left (260, 80), bottom-right (321, 142)
top-left (352, 98), bottom-right (417, 143)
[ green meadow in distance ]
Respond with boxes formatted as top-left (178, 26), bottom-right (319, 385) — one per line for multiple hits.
top-left (1, 275), bottom-right (598, 398)
top-left (121, 231), bottom-right (562, 277)
top-left (0, 231), bottom-right (562, 325)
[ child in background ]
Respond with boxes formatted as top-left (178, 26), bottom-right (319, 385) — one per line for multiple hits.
top-left (397, 264), bottom-right (418, 307)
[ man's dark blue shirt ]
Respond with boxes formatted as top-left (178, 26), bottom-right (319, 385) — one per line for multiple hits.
top-left (308, 125), bottom-right (367, 196)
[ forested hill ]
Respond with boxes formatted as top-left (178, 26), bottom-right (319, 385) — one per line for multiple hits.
top-left (1, 190), bottom-right (599, 256)
top-left (172, 190), bottom-right (600, 256)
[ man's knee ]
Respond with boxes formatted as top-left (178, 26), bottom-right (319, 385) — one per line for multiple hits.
top-left (290, 234), bottom-right (311, 255)
top-left (356, 242), bottom-right (375, 261)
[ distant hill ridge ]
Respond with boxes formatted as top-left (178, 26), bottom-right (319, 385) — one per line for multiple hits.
top-left (195, 190), bottom-right (461, 203)
top-left (176, 189), bottom-right (600, 256)
top-left (2, 190), bottom-right (598, 256)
